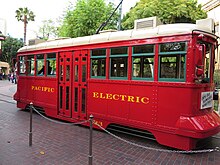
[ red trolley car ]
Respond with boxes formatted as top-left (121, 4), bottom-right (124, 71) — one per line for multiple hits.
top-left (14, 17), bottom-right (220, 150)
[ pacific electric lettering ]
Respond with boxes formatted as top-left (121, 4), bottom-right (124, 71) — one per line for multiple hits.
top-left (31, 86), bottom-right (55, 93)
top-left (92, 92), bottom-right (149, 104)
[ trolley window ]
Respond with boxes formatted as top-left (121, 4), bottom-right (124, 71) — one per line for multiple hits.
top-left (91, 49), bottom-right (106, 78)
top-left (47, 53), bottom-right (56, 76)
top-left (37, 54), bottom-right (45, 76)
top-left (110, 47), bottom-right (128, 79)
top-left (132, 45), bottom-right (154, 80)
top-left (159, 42), bottom-right (186, 81)
top-left (19, 56), bottom-right (26, 75)
top-left (203, 44), bottom-right (212, 82)
top-left (196, 42), bottom-right (213, 83)
top-left (27, 55), bottom-right (35, 76)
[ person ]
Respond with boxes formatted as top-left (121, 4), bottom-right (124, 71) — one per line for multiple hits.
top-left (92, 65), bottom-right (98, 76)
top-left (38, 61), bottom-right (52, 75)
top-left (13, 72), bottom-right (17, 84)
top-left (10, 72), bottom-right (14, 83)
top-left (2, 72), bottom-right (5, 79)
top-left (8, 73), bottom-right (11, 81)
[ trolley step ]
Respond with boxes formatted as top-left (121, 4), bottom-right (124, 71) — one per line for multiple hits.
top-left (107, 124), bottom-right (156, 141)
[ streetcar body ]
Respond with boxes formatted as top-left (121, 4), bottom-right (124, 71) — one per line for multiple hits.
top-left (14, 18), bottom-right (220, 150)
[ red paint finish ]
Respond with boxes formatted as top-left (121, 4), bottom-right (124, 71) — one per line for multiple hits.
top-left (14, 33), bottom-right (220, 150)
top-left (58, 51), bottom-right (73, 117)
top-left (15, 77), bottom-right (57, 109)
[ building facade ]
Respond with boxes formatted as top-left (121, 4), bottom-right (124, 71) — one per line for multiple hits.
top-left (0, 18), bottom-right (7, 36)
top-left (198, 0), bottom-right (220, 70)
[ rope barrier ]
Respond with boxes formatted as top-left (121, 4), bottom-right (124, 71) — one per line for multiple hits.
top-left (93, 122), bottom-right (219, 154)
top-left (28, 103), bottom-right (93, 165)
top-left (29, 103), bottom-right (219, 154)
top-left (32, 106), bottom-right (89, 125)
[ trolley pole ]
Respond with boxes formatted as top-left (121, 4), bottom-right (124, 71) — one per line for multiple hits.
top-left (88, 114), bottom-right (94, 165)
top-left (29, 102), bottom-right (33, 146)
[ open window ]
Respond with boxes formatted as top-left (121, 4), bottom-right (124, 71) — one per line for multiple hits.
top-left (132, 44), bottom-right (154, 80)
top-left (195, 42), bottom-right (213, 83)
top-left (47, 53), bottom-right (56, 76)
top-left (159, 42), bottom-right (187, 82)
top-left (37, 54), bottom-right (45, 76)
top-left (27, 55), bottom-right (35, 76)
top-left (91, 49), bottom-right (106, 78)
top-left (110, 47), bottom-right (128, 79)
top-left (19, 56), bottom-right (26, 75)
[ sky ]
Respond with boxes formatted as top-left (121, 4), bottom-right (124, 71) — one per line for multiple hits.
top-left (0, 0), bottom-right (139, 42)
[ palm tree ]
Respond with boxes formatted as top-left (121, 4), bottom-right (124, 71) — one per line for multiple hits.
top-left (15, 7), bottom-right (35, 45)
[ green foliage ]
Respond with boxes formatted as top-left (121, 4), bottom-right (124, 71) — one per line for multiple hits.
top-left (15, 7), bottom-right (35, 44)
top-left (214, 69), bottom-right (220, 88)
top-left (0, 36), bottom-right (24, 67)
top-left (15, 7), bottom-right (35, 23)
top-left (122, 0), bottom-right (207, 29)
top-left (59, 0), bottom-right (118, 37)
top-left (214, 69), bottom-right (220, 111)
top-left (39, 19), bottom-right (59, 40)
top-left (49, 60), bottom-right (56, 71)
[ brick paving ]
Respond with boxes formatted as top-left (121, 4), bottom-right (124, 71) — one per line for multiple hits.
top-left (0, 80), bottom-right (220, 165)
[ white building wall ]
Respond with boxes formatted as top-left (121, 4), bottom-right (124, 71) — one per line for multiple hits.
top-left (208, 6), bottom-right (220, 70)
top-left (198, 0), bottom-right (220, 70)
top-left (0, 18), bottom-right (7, 35)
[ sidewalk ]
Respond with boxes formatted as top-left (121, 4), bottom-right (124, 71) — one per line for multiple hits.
top-left (0, 80), bottom-right (220, 165)
top-left (0, 79), bottom-right (16, 92)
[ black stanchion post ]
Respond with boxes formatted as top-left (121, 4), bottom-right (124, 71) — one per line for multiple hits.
top-left (29, 102), bottom-right (33, 146)
top-left (88, 114), bottom-right (94, 165)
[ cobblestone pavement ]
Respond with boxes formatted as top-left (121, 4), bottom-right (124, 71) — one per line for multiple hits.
top-left (0, 80), bottom-right (220, 165)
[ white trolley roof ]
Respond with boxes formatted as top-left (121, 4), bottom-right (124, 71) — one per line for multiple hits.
top-left (18, 19), bottom-right (215, 53)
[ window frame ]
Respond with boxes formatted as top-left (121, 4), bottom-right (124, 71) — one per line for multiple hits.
top-left (110, 47), bottom-right (128, 80)
top-left (90, 48), bottom-right (106, 79)
top-left (27, 55), bottom-right (35, 76)
top-left (158, 41), bottom-right (187, 82)
top-left (132, 44), bottom-right (155, 81)
top-left (18, 56), bottom-right (26, 76)
top-left (46, 53), bottom-right (56, 77)
top-left (36, 54), bottom-right (45, 76)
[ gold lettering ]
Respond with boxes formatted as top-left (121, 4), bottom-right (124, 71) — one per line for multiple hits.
top-left (141, 97), bottom-right (149, 104)
top-left (113, 94), bottom-right (119, 100)
top-left (106, 93), bottom-right (112, 99)
top-left (128, 96), bottom-right (135, 102)
top-left (100, 93), bottom-right (106, 99)
top-left (31, 86), bottom-right (55, 93)
top-left (136, 96), bottom-right (140, 103)
top-left (92, 92), bottom-right (150, 105)
top-left (93, 92), bottom-right (99, 98)
top-left (120, 95), bottom-right (127, 101)
top-left (94, 120), bottom-right (103, 126)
